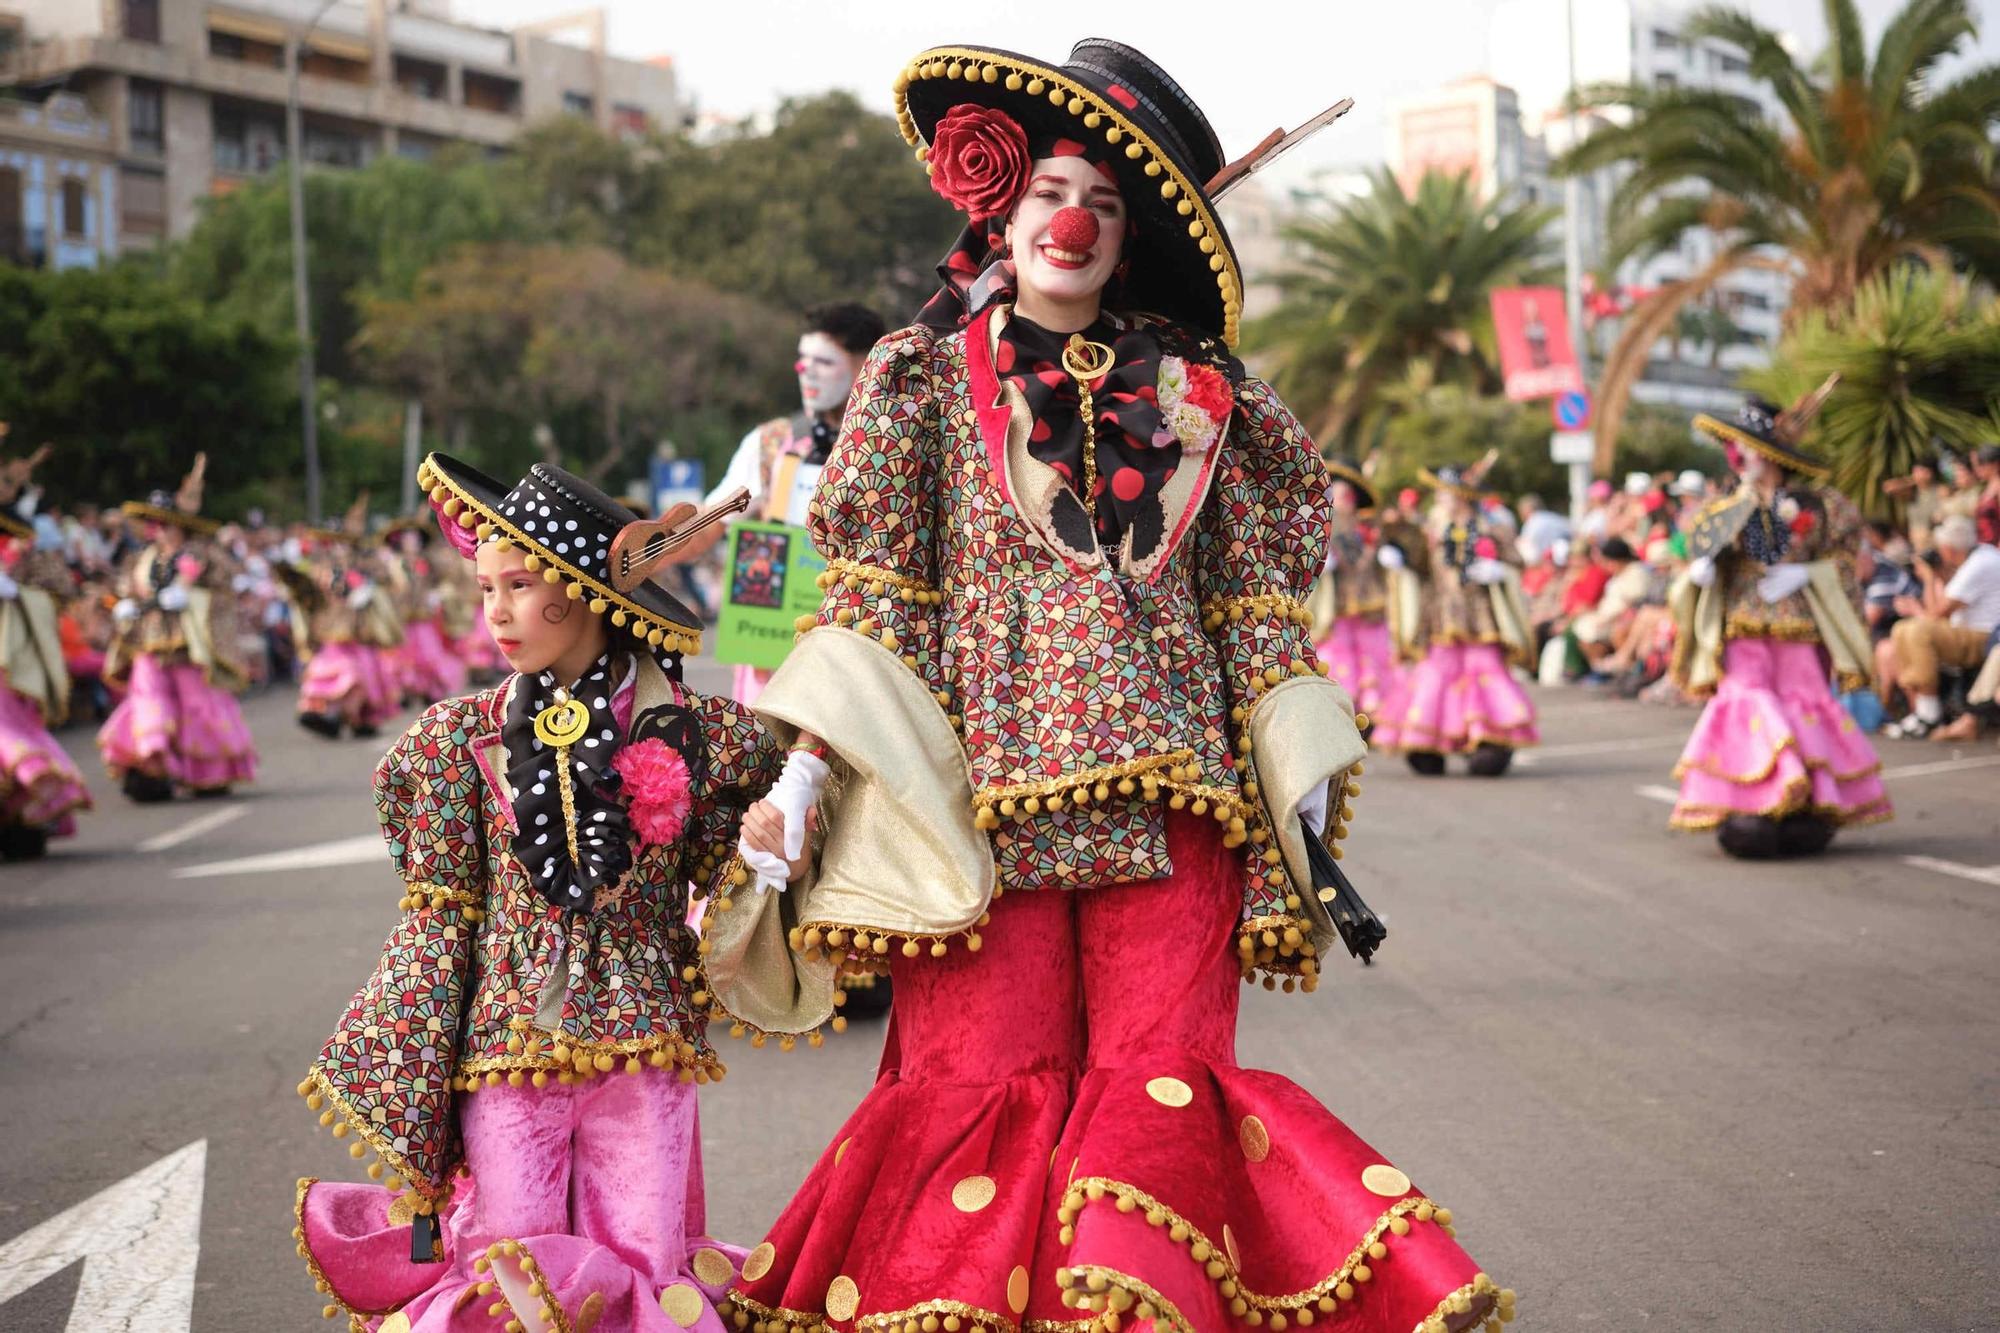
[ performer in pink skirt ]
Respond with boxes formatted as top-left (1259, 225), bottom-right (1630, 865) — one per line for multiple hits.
top-left (0, 453), bottom-right (91, 859)
top-left (1373, 464), bottom-right (1539, 776)
top-left (286, 505), bottom-right (405, 740)
top-left (293, 453), bottom-right (779, 1332)
top-left (383, 519), bottom-right (470, 705)
top-left (98, 455), bottom-right (257, 802)
top-left (1669, 382), bottom-right (1891, 857)
top-left (1312, 457), bottom-right (1403, 727)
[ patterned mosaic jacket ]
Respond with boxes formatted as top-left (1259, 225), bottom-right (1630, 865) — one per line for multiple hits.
top-left (1327, 511), bottom-right (1388, 619)
top-left (304, 656), bottom-right (780, 1204)
top-left (732, 309), bottom-right (1365, 995)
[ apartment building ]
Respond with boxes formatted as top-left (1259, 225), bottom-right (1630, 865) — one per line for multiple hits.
top-left (0, 0), bottom-right (686, 265)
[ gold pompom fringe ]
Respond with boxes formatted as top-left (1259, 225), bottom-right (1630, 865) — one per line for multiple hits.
top-left (1200, 593), bottom-right (1313, 634)
top-left (692, 881), bottom-right (840, 1046)
top-left (452, 1024), bottom-right (725, 1089)
top-left (1056, 1178), bottom-right (1513, 1330)
top-left (295, 1069), bottom-right (453, 1219)
top-left (396, 878), bottom-right (485, 922)
top-left (472, 1237), bottom-right (594, 1333)
top-left (292, 1176), bottom-right (393, 1329)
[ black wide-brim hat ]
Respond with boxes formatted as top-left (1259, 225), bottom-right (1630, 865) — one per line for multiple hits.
top-left (121, 499), bottom-right (221, 537)
top-left (416, 452), bottom-right (703, 657)
top-left (1693, 395), bottom-right (1832, 481)
top-left (897, 39), bottom-right (1244, 346)
top-left (0, 511), bottom-right (31, 542)
top-left (1325, 457), bottom-right (1376, 511)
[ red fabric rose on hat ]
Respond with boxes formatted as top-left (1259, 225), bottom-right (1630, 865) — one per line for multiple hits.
top-left (929, 104), bottom-right (1031, 220)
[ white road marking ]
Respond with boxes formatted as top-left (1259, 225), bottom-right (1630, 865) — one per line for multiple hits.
top-left (172, 834), bottom-right (383, 879)
top-left (1636, 785), bottom-right (1682, 804)
top-left (1900, 856), bottom-right (2000, 887)
top-left (136, 806), bottom-right (245, 854)
top-left (0, 1140), bottom-right (205, 1332)
top-left (1880, 753), bottom-right (2000, 781)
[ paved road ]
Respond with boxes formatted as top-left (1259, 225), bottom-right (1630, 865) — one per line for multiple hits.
top-left (0, 672), bottom-right (1995, 1330)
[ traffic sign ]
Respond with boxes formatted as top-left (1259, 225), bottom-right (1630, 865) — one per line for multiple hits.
top-left (651, 458), bottom-right (706, 515)
top-left (1550, 431), bottom-right (1594, 464)
top-left (1552, 389), bottom-right (1592, 431)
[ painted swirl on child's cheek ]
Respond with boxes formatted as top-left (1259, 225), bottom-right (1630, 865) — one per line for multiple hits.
top-left (541, 599), bottom-right (573, 625)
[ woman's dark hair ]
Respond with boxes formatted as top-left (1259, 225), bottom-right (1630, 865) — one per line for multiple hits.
top-left (805, 303), bottom-right (888, 356)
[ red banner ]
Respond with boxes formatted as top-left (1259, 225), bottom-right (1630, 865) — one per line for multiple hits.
top-left (1490, 286), bottom-right (1584, 401)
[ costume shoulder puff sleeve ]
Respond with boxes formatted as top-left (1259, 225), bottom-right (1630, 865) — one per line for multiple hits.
top-left (374, 694), bottom-right (488, 908)
top-left (1195, 379), bottom-right (1368, 980)
top-left (801, 325), bottom-right (948, 698)
top-left (678, 690), bottom-right (785, 891)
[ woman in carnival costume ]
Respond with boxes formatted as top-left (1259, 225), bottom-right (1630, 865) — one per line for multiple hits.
top-left (288, 501), bottom-right (407, 740)
top-left (1371, 463), bottom-right (1538, 777)
top-left (1668, 381), bottom-right (1891, 857)
top-left (292, 454), bottom-right (780, 1332)
top-left (702, 41), bottom-right (1512, 1333)
top-left (383, 517), bottom-right (472, 706)
top-left (0, 450), bottom-right (91, 859)
top-left (1311, 459), bottom-right (1403, 728)
top-left (98, 454), bottom-right (258, 801)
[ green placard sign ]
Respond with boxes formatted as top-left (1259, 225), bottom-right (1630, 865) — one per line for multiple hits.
top-left (714, 519), bottom-right (828, 670)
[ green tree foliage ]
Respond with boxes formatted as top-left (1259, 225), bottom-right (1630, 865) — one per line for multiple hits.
top-left (1554, 0), bottom-right (2000, 457)
top-left (635, 92), bottom-right (962, 318)
top-left (0, 264), bottom-right (293, 514)
top-left (356, 244), bottom-right (796, 483)
top-left (1243, 168), bottom-right (1558, 451)
top-left (1744, 266), bottom-right (1999, 517)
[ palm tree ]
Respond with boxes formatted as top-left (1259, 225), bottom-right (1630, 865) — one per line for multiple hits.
top-left (1744, 267), bottom-right (1999, 516)
top-left (1244, 168), bottom-right (1557, 451)
top-left (1554, 0), bottom-right (2000, 466)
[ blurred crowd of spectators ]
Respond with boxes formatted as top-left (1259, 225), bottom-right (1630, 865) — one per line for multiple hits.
top-left (1474, 444), bottom-right (2000, 742)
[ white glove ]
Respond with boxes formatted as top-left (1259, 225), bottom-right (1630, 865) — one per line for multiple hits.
top-left (0, 572), bottom-right (18, 601)
top-left (1297, 782), bottom-right (1328, 837)
top-left (1467, 557), bottom-right (1509, 585)
top-left (113, 597), bottom-right (140, 623)
top-left (1377, 545), bottom-right (1406, 570)
top-left (740, 749), bottom-right (830, 893)
top-left (1687, 555), bottom-right (1717, 588)
top-left (346, 584), bottom-right (375, 610)
top-left (1757, 563), bottom-right (1810, 605)
top-left (155, 583), bottom-right (190, 612)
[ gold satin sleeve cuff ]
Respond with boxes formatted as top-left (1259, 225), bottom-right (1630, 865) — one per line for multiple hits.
top-left (699, 627), bottom-right (993, 1038)
top-left (1246, 673), bottom-right (1368, 967)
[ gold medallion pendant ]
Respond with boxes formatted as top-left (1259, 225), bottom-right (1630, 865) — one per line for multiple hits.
top-left (534, 696), bottom-right (591, 748)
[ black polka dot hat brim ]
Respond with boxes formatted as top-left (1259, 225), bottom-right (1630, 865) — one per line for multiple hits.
top-left (416, 451), bottom-right (703, 657)
top-left (896, 39), bottom-right (1245, 346)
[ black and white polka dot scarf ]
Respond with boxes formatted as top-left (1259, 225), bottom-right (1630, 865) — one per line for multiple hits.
top-left (504, 653), bottom-right (635, 914)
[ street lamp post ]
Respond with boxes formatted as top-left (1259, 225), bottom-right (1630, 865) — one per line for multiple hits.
top-left (286, 0), bottom-right (340, 524)
top-left (1562, 0), bottom-right (1593, 521)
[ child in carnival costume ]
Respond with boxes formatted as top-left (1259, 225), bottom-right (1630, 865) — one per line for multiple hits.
top-left (98, 453), bottom-right (259, 801)
top-left (288, 500), bottom-right (407, 740)
top-left (383, 518), bottom-right (472, 706)
top-left (1668, 381), bottom-right (1891, 857)
top-left (292, 454), bottom-right (781, 1332)
top-left (0, 448), bottom-right (91, 859)
top-left (1311, 458), bottom-right (1404, 727)
top-left (703, 41), bottom-right (1512, 1333)
top-left (1371, 462), bottom-right (1539, 777)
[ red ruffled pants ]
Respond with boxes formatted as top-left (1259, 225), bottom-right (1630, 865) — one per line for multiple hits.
top-left (730, 814), bottom-right (1508, 1333)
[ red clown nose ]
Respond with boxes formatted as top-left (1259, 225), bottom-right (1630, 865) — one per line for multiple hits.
top-left (1048, 205), bottom-right (1099, 253)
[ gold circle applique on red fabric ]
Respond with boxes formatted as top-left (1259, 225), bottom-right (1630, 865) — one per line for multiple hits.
top-left (952, 1174), bottom-right (998, 1213)
top-left (1146, 1076), bottom-right (1194, 1108)
top-left (1362, 1163), bottom-right (1412, 1197)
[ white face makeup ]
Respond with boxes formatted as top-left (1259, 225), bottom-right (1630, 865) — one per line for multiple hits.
top-left (1006, 155), bottom-right (1126, 309)
top-left (796, 332), bottom-right (861, 418)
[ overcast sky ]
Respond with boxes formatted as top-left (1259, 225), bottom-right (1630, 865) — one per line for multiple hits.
top-left (458, 0), bottom-right (1998, 186)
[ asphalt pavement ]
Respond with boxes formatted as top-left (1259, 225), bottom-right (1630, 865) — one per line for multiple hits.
top-left (0, 669), bottom-right (1995, 1330)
